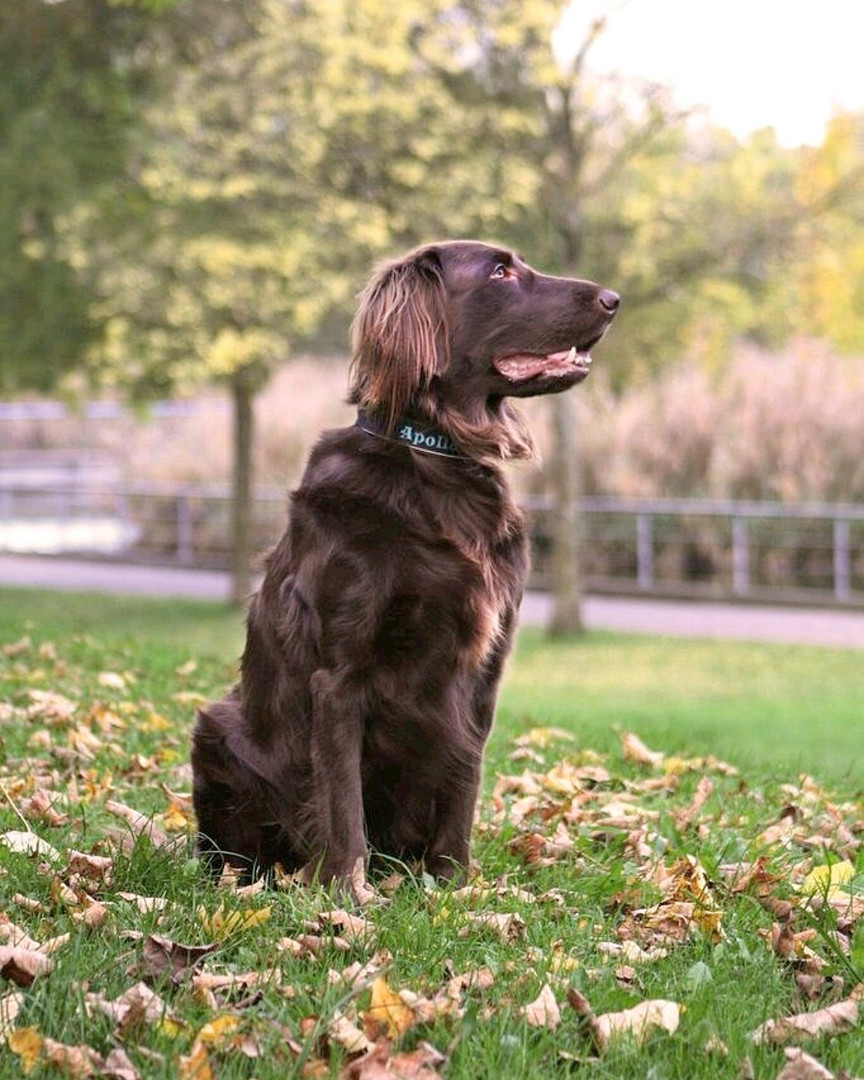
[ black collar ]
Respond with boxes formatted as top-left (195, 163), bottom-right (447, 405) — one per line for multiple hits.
top-left (355, 411), bottom-right (464, 459)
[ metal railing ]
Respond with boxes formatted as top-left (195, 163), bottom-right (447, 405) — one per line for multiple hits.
top-left (1, 482), bottom-right (863, 605)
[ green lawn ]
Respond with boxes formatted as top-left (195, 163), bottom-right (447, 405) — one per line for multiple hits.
top-left (2, 586), bottom-right (861, 786)
top-left (0, 587), bottom-right (861, 1079)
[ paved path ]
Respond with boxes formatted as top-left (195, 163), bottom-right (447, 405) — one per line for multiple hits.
top-left (2, 553), bottom-right (863, 649)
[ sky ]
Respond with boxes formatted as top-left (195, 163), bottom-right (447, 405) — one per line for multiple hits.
top-left (556, 0), bottom-right (864, 146)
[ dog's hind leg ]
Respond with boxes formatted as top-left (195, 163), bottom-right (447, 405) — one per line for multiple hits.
top-left (307, 669), bottom-right (372, 901)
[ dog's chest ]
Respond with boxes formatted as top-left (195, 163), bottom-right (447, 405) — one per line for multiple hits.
top-left (425, 491), bottom-right (528, 669)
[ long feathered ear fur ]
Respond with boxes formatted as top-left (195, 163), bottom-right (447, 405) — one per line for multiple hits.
top-left (349, 248), bottom-right (449, 431)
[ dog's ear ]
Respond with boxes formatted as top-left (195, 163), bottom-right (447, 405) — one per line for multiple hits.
top-left (349, 247), bottom-right (449, 429)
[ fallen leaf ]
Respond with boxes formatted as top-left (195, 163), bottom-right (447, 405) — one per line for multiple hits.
top-left (178, 1041), bottom-right (213, 1080)
top-left (198, 904), bottom-right (272, 941)
top-left (102, 1047), bottom-right (140, 1080)
top-left (523, 984), bottom-right (561, 1030)
top-left (0, 945), bottom-right (54, 986)
top-left (621, 732), bottom-right (665, 768)
top-left (801, 861), bottom-right (855, 900)
top-left (0, 830), bottom-right (62, 862)
top-left (136, 934), bottom-right (217, 983)
top-left (9, 1026), bottom-right (44, 1074)
top-left (752, 997), bottom-right (859, 1045)
top-left (66, 850), bottom-right (115, 887)
top-left (341, 1039), bottom-right (446, 1079)
top-left (363, 976), bottom-right (416, 1039)
top-left (27, 689), bottom-right (76, 724)
top-left (330, 1012), bottom-right (374, 1055)
top-left (458, 911), bottom-right (526, 943)
top-left (775, 1047), bottom-right (836, 1080)
top-left (98, 671), bottom-right (128, 691)
top-left (592, 998), bottom-right (681, 1050)
top-left (673, 775), bottom-right (714, 831)
top-left (315, 910), bottom-right (376, 941)
top-left (0, 990), bottom-right (24, 1043)
top-left (105, 801), bottom-right (171, 849)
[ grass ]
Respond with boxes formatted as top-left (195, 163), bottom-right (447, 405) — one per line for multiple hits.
top-left (0, 586), bottom-right (862, 1079)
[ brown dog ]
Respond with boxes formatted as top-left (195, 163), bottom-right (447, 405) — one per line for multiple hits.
top-left (191, 240), bottom-right (618, 896)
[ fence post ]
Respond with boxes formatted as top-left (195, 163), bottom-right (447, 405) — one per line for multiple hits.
top-left (176, 493), bottom-right (194, 564)
top-left (833, 518), bottom-right (851, 602)
top-left (637, 513), bottom-right (654, 591)
top-left (732, 517), bottom-right (750, 596)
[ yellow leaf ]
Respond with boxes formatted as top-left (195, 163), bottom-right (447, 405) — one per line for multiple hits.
top-left (196, 1015), bottom-right (240, 1049)
top-left (9, 1027), bottom-right (43, 1074)
top-left (161, 803), bottom-right (193, 832)
top-left (197, 904), bottom-right (272, 940)
top-left (802, 860), bottom-right (855, 899)
top-left (179, 1041), bottom-right (214, 1080)
top-left (364, 976), bottom-right (415, 1039)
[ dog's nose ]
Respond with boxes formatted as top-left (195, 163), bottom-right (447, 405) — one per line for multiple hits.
top-left (598, 289), bottom-right (620, 314)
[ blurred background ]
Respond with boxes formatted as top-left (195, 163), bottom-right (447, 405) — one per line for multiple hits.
top-left (2, 0), bottom-right (863, 621)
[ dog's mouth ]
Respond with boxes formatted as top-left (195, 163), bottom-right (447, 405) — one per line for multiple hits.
top-left (493, 342), bottom-right (597, 383)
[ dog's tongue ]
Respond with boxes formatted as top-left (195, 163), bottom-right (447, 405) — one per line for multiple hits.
top-left (495, 348), bottom-right (582, 381)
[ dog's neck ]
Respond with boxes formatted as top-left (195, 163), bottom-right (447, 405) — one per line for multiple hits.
top-left (355, 411), bottom-right (464, 459)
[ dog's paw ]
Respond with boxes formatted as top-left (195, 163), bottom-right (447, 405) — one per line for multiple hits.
top-left (350, 856), bottom-right (378, 907)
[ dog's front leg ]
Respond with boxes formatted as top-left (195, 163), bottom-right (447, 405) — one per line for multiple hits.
top-left (425, 759), bottom-right (482, 882)
top-left (308, 669), bottom-right (371, 901)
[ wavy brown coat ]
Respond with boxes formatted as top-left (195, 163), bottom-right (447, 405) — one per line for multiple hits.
top-left (191, 240), bottom-right (618, 896)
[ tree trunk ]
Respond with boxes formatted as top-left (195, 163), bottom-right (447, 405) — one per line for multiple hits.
top-left (548, 392), bottom-right (585, 636)
top-left (229, 368), bottom-right (256, 607)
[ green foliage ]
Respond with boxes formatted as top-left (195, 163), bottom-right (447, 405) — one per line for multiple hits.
top-left (0, 0), bottom-right (147, 391)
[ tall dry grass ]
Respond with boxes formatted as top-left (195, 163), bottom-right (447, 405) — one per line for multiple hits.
top-left (4, 343), bottom-right (863, 506)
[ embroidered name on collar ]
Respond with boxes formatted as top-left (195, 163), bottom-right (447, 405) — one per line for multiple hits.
top-left (356, 412), bottom-right (463, 458)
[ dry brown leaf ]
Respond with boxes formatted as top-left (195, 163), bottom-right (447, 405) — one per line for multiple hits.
top-left (752, 996), bottom-right (859, 1045)
top-left (21, 789), bottom-right (68, 827)
top-left (101, 1047), bottom-right (141, 1080)
top-left (105, 801), bottom-right (171, 849)
top-left (116, 892), bottom-right (172, 914)
top-left (0, 944), bottom-right (54, 986)
top-left (66, 850), bottom-right (115, 888)
top-left (597, 940), bottom-right (668, 964)
top-left (135, 933), bottom-right (218, 983)
top-left (85, 981), bottom-right (179, 1040)
top-left (523, 984), bottom-right (561, 1030)
top-left (592, 998), bottom-right (681, 1050)
top-left (314, 910), bottom-right (376, 940)
top-left (621, 732), bottom-right (665, 768)
top-left (0, 989), bottom-right (24, 1043)
top-left (673, 775), bottom-right (714, 831)
top-left (341, 1039), bottom-right (446, 1080)
top-left (458, 911), bottom-right (526, 943)
top-left (42, 1035), bottom-right (104, 1078)
top-left (446, 966), bottom-right (495, 1001)
top-left (27, 689), bottom-right (77, 724)
top-left (0, 830), bottom-right (62, 862)
top-left (618, 898), bottom-right (723, 947)
top-left (774, 1048), bottom-right (836, 1080)
top-left (329, 1012), bottom-right (374, 1055)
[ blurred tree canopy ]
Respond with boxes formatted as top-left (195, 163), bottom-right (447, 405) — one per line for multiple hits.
top-left (0, 0), bottom-right (160, 393)
top-left (2, 0), bottom-right (863, 604)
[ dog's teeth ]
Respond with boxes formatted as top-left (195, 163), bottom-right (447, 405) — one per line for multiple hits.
top-left (565, 346), bottom-right (577, 364)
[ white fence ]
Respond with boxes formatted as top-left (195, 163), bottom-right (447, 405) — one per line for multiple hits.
top-left (1, 478), bottom-right (863, 604)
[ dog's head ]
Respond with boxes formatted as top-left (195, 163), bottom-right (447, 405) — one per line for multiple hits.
top-left (350, 240), bottom-right (619, 461)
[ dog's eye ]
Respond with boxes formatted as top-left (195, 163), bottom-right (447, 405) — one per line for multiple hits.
top-left (490, 264), bottom-right (509, 280)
